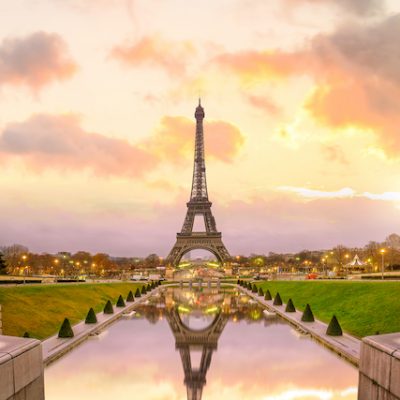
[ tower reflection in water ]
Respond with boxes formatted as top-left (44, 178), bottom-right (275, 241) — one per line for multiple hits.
top-left (134, 287), bottom-right (273, 400)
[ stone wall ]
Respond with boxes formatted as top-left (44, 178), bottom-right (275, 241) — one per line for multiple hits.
top-left (0, 335), bottom-right (44, 400)
top-left (358, 332), bottom-right (400, 400)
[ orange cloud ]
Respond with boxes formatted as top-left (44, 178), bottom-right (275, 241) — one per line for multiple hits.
top-left (142, 116), bottom-right (244, 164)
top-left (0, 31), bottom-right (77, 91)
top-left (247, 94), bottom-right (281, 116)
top-left (111, 35), bottom-right (195, 76)
top-left (282, 0), bottom-right (383, 15)
top-left (0, 112), bottom-right (243, 177)
top-left (214, 50), bottom-right (306, 82)
top-left (0, 114), bottom-right (155, 177)
top-left (215, 14), bottom-right (400, 156)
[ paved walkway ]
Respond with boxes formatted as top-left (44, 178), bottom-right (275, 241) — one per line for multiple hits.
top-left (240, 287), bottom-right (361, 366)
top-left (42, 288), bottom-right (159, 365)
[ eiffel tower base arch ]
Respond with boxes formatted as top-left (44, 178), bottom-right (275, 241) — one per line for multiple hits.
top-left (166, 233), bottom-right (230, 270)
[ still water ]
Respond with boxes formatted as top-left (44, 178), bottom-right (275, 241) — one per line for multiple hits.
top-left (45, 287), bottom-right (358, 400)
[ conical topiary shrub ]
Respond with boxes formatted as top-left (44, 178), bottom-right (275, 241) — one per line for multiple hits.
top-left (135, 287), bottom-right (141, 297)
top-left (141, 285), bottom-right (147, 294)
top-left (258, 287), bottom-right (264, 296)
top-left (301, 304), bottom-right (315, 322)
top-left (273, 292), bottom-right (283, 306)
top-left (103, 300), bottom-right (114, 314)
top-left (85, 307), bottom-right (97, 324)
top-left (285, 298), bottom-right (296, 312)
top-left (127, 290), bottom-right (135, 302)
top-left (264, 290), bottom-right (272, 300)
top-left (116, 294), bottom-right (125, 307)
top-left (58, 318), bottom-right (74, 338)
top-left (252, 284), bottom-right (258, 293)
top-left (23, 331), bottom-right (30, 338)
top-left (326, 315), bottom-right (343, 336)
top-left (147, 284), bottom-right (152, 291)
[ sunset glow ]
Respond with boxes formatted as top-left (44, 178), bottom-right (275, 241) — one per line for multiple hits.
top-left (1, 0), bottom-right (400, 256)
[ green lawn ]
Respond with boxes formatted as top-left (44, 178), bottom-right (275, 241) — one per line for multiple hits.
top-left (0, 282), bottom-right (146, 339)
top-left (253, 280), bottom-right (400, 338)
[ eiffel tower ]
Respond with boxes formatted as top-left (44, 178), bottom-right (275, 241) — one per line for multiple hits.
top-left (166, 100), bottom-right (230, 267)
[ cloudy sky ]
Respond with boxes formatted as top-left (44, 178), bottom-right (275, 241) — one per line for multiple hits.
top-left (1, 0), bottom-right (400, 256)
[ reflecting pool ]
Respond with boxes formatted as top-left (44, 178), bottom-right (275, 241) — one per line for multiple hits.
top-left (45, 287), bottom-right (358, 399)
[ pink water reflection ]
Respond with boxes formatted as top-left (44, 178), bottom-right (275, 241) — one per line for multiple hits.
top-left (45, 288), bottom-right (357, 400)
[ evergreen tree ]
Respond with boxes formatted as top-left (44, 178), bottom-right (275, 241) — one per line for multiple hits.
top-left (258, 287), bottom-right (264, 296)
top-left (273, 292), bottom-right (283, 305)
top-left (116, 294), bottom-right (125, 307)
top-left (285, 298), bottom-right (296, 312)
top-left (127, 290), bottom-right (135, 302)
top-left (301, 304), bottom-right (315, 322)
top-left (85, 307), bottom-right (97, 324)
top-left (0, 252), bottom-right (7, 275)
top-left (264, 290), bottom-right (272, 300)
top-left (58, 318), bottom-right (74, 338)
top-left (141, 285), bottom-right (147, 294)
top-left (135, 288), bottom-right (141, 297)
top-left (103, 300), bottom-right (114, 314)
top-left (326, 315), bottom-right (343, 336)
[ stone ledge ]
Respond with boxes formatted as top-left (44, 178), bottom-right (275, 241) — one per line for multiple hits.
top-left (0, 336), bottom-right (44, 400)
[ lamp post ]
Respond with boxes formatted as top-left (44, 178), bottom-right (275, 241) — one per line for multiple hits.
top-left (380, 249), bottom-right (386, 280)
top-left (22, 255), bottom-right (27, 284)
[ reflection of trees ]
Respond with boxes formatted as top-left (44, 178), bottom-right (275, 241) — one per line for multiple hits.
top-left (135, 288), bottom-right (273, 328)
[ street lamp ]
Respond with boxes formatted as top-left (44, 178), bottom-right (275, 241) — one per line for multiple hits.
top-left (21, 255), bottom-right (27, 284)
top-left (380, 249), bottom-right (386, 280)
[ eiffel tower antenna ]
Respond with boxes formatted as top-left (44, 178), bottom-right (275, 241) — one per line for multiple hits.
top-left (166, 101), bottom-right (230, 267)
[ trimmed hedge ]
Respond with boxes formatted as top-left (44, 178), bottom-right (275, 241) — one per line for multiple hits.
top-left (285, 298), bottom-right (296, 312)
top-left (103, 300), bottom-right (114, 314)
top-left (116, 295), bottom-right (125, 307)
top-left (135, 288), bottom-right (141, 297)
top-left (85, 307), bottom-right (97, 324)
top-left (58, 318), bottom-right (74, 338)
top-left (258, 287), bottom-right (264, 296)
top-left (326, 315), bottom-right (343, 336)
top-left (23, 331), bottom-right (30, 338)
top-left (264, 290), bottom-right (272, 300)
top-left (273, 292), bottom-right (283, 306)
top-left (127, 290), bottom-right (134, 302)
top-left (301, 304), bottom-right (315, 322)
top-left (252, 284), bottom-right (258, 293)
top-left (141, 286), bottom-right (147, 295)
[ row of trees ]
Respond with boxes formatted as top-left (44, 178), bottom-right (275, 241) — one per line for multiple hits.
top-left (234, 233), bottom-right (400, 273)
top-left (0, 245), bottom-right (164, 277)
top-left (1, 233), bottom-right (400, 277)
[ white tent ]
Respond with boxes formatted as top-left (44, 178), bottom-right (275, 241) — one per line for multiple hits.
top-left (347, 254), bottom-right (365, 267)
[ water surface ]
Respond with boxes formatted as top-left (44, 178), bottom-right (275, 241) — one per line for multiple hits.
top-left (45, 287), bottom-right (358, 399)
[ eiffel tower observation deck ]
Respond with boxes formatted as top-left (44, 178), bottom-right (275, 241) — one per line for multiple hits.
top-left (166, 100), bottom-right (230, 267)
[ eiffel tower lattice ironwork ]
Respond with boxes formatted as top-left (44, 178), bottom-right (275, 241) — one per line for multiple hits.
top-left (166, 100), bottom-right (230, 266)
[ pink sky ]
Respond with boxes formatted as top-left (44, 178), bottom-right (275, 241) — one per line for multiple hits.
top-left (1, 0), bottom-right (400, 256)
